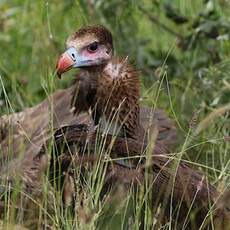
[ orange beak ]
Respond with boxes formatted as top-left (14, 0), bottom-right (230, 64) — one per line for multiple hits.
top-left (56, 47), bottom-right (92, 78)
top-left (56, 52), bottom-right (75, 78)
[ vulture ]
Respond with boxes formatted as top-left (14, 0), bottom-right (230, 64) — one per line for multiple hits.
top-left (0, 25), bottom-right (177, 218)
top-left (3, 25), bottom-right (229, 229)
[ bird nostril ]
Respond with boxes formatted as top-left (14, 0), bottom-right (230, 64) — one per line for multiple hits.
top-left (71, 53), bottom-right (76, 61)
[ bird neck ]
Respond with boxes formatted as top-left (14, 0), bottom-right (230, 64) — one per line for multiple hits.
top-left (78, 57), bottom-right (144, 140)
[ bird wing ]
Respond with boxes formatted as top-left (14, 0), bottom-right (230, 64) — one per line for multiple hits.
top-left (140, 106), bottom-right (177, 152)
top-left (0, 86), bottom-right (90, 174)
top-left (0, 87), bottom-right (176, 174)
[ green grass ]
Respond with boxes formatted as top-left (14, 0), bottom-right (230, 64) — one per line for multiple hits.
top-left (0, 0), bottom-right (230, 229)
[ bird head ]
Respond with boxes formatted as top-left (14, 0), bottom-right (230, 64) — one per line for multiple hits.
top-left (56, 25), bottom-right (113, 78)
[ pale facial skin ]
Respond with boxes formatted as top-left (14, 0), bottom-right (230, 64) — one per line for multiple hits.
top-left (56, 34), bottom-right (112, 77)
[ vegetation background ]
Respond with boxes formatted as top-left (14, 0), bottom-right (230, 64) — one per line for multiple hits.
top-left (0, 0), bottom-right (229, 229)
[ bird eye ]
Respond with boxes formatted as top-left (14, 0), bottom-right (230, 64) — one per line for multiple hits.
top-left (87, 42), bottom-right (98, 52)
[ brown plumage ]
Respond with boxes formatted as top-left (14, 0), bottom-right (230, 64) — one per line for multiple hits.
top-left (71, 57), bottom-right (141, 138)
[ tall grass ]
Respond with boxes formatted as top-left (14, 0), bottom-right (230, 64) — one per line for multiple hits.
top-left (0, 0), bottom-right (229, 229)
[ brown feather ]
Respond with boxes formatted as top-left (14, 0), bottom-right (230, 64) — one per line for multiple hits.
top-left (97, 57), bottom-right (141, 138)
top-left (71, 57), bottom-right (142, 139)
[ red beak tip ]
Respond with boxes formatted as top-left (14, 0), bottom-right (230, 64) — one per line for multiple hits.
top-left (55, 52), bottom-right (74, 79)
